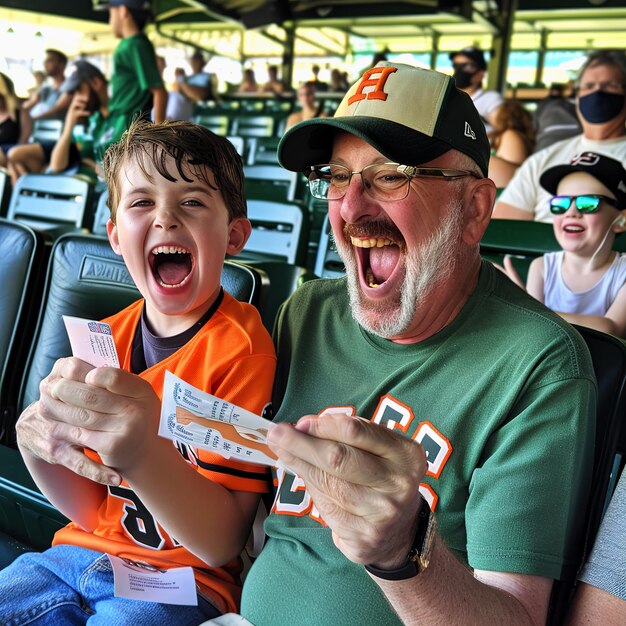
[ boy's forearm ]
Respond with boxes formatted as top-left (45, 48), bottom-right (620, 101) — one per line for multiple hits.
top-left (557, 312), bottom-right (620, 336)
top-left (18, 445), bottom-right (106, 531)
top-left (122, 439), bottom-right (259, 566)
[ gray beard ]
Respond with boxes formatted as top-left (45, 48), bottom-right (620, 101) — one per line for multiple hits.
top-left (334, 198), bottom-right (465, 338)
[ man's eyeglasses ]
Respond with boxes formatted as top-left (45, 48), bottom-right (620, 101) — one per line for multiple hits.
top-left (549, 194), bottom-right (619, 215)
top-left (306, 163), bottom-right (481, 202)
top-left (576, 80), bottom-right (626, 94)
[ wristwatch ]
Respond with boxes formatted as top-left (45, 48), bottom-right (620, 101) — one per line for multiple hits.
top-left (364, 496), bottom-right (436, 581)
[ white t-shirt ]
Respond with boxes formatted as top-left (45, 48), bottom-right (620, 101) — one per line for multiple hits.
top-left (498, 134), bottom-right (626, 222)
top-left (543, 251), bottom-right (626, 315)
top-left (471, 89), bottom-right (503, 133)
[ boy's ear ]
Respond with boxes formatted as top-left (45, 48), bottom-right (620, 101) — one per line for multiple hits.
top-left (226, 218), bottom-right (252, 255)
top-left (106, 219), bottom-right (123, 256)
top-left (613, 210), bottom-right (626, 233)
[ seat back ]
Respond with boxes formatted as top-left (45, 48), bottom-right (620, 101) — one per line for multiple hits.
top-left (231, 115), bottom-right (275, 138)
top-left (548, 325), bottom-right (626, 624)
top-left (246, 137), bottom-right (280, 166)
top-left (241, 200), bottom-right (308, 266)
top-left (7, 173), bottom-right (94, 238)
top-left (0, 220), bottom-right (46, 442)
top-left (0, 167), bottom-right (11, 217)
top-left (16, 234), bottom-right (266, 418)
top-left (191, 112), bottom-right (230, 135)
top-left (91, 189), bottom-right (110, 236)
top-left (30, 119), bottom-right (64, 143)
top-left (244, 165), bottom-right (301, 203)
top-left (314, 214), bottom-right (345, 278)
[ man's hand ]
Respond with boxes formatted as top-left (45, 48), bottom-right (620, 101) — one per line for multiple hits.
top-left (16, 357), bottom-right (162, 485)
top-left (267, 412), bottom-right (427, 569)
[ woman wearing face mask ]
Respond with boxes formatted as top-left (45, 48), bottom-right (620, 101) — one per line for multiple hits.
top-left (449, 46), bottom-right (503, 134)
top-left (493, 49), bottom-right (626, 222)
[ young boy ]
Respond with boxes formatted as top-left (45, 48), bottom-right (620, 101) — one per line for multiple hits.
top-left (3, 120), bottom-right (276, 622)
top-left (504, 152), bottom-right (626, 337)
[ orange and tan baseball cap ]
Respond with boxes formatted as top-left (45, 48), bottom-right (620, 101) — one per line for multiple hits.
top-left (278, 62), bottom-right (490, 177)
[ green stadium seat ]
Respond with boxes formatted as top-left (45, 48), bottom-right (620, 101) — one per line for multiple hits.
top-left (244, 165), bottom-right (303, 203)
top-left (30, 119), bottom-right (63, 143)
top-left (246, 136), bottom-right (280, 166)
top-left (314, 214), bottom-right (344, 279)
top-left (191, 112), bottom-right (230, 135)
top-left (240, 200), bottom-right (309, 267)
top-left (548, 326), bottom-right (626, 625)
top-left (0, 167), bottom-right (11, 218)
top-left (231, 115), bottom-right (275, 138)
top-left (7, 173), bottom-right (95, 240)
top-left (0, 220), bottom-right (46, 444)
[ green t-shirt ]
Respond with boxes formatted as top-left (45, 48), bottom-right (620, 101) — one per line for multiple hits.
top-left (85, 33), bottom-right (163, 164)
top-left (109, 33), bottom-right (162, 117)
top-left (241, 261), bottom-right (596, 626)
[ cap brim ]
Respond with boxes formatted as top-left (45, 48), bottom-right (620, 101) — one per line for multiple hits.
top-left (278, 116), bottom-right (452, 172)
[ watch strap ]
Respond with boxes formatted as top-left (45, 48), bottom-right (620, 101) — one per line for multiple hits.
top-left (364, 496), bottom-right (434, 581)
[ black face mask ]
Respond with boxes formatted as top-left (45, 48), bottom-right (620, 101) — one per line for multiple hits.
top-left (578, 90), bottom-right (626, 124)
top-left (453, 69), bottom-right (475, 89)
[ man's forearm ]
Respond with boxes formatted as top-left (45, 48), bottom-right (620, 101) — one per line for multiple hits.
top-left (371, 536), bottom-right (550, 626)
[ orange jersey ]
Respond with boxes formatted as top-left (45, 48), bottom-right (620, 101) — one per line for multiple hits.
top-left (53, 293), bottom-right (276, 613)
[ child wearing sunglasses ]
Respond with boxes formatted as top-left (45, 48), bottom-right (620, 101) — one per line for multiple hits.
top-left (505, 151), bottom-right (626, 337)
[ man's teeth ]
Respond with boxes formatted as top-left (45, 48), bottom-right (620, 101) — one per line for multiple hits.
top-left (350, 236), bottom-right (393, 248)
top-left (366, 268), bottom-right (380, 289)
top-left (153, 245), bottom-right (188, 254)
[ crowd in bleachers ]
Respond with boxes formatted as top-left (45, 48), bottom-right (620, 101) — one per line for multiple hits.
top-left (1, 2), bottom-right (626, 619)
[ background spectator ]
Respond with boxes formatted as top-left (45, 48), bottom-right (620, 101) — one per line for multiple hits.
top-left (309, 64), bottom-right (328, 92)
top-left (238, 68), bottom-right (258, 93)
top-left (494, 49), bottom-right (626, 222)
top-left (533, 82), bottom-right (582, 153)
top-left (166, 49), bottom-right (219, 121)
top-left (285, 81), bottom-right (327, 129)
top-left (0, 73), bottom-right (20, 151)
top-left (259, 65), bottom-right (285, 96)
top-left (18, 48), bottom-right (71, 144)
top-left (450, 46), bottom-right (502, 133)
top-left (488, 100), bottom-right (535, 187)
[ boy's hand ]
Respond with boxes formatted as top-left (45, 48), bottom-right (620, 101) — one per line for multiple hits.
top-left (493, 255), bottom-right (526, 290)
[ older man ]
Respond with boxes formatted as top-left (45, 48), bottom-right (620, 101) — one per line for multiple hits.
top-left (494, 50), bottom-right (626, 222)
top-left (240, 62), bottom-right (595, 625)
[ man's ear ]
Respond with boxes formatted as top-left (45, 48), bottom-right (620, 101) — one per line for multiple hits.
top-left (106, 218), bottom-right (122, 256)
top-left (226, 218), bottom-right (252, 255)
top-left (461, 177), bottom-right (496, 245)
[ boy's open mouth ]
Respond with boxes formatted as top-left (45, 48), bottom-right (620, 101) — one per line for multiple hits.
top-left (350, 236), bottom-right (402, 289)
top-left (150, 245), bottom-right (193, 288)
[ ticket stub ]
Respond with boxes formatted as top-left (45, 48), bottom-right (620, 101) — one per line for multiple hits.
top-left (159, 371), bottom-right (277, 466)
top-left (62, 316), bottom-right (120, 368)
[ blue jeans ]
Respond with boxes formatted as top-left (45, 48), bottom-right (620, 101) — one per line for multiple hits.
top-left (0, 545), bottom-right (220, 625)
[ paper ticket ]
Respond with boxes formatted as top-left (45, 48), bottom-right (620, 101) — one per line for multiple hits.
top-left (62, 315), bottom-right (120, 368)
top-left (158, 371), bottom-right (277, 466)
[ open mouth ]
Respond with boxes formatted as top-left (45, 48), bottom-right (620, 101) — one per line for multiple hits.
top-left (563, 224), bottom-right (585, 234)
top-left (350, 236), bottom-right (401, 288)
top-left (150, 245), bottom-right (193, 288)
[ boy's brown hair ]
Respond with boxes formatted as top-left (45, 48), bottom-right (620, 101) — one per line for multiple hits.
top-left (103, 118), bottom-right (246, 223)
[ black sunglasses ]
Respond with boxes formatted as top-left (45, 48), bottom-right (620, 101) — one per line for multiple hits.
top-left (549, 194), bottom-right (619, 215)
